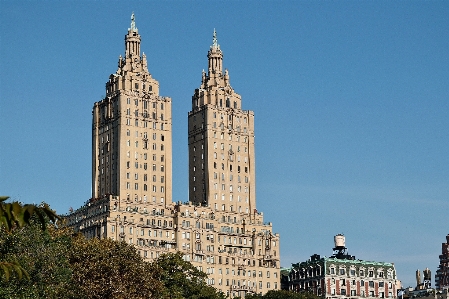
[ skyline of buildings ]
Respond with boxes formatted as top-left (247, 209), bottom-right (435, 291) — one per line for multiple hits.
top-left (2, 3), bottom-right (447, 291)
top-left (65, 14), bottom-right (448, 298)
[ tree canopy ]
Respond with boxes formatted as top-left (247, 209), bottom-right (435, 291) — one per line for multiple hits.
top-left (0, 196), bottom-right (61, 282)
top-left (69, 234), bottom-right (163, 299)
top-left (0, 198), bottom-right (226, 299)
top-left (151, 252), bottom-right (226, 299)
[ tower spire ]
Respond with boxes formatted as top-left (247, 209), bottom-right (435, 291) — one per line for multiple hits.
top-left (211, 28), bottom-right (219, 49)
top-left (125, 12), bottom-right (141, 58)
top-left (130, 12), bottom-right (137, 32)
top-left (208, 29), bottom-right (223, 76)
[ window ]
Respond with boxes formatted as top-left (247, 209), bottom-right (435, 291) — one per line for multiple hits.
top-left (340, 269), bottom-right (345, 275)
top-left (330, 268), bottom-right (335, 274)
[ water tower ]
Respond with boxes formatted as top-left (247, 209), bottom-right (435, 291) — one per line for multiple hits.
top-left (331, 234), bottom-right (354, 259)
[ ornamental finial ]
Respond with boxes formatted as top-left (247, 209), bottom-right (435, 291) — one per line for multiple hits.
top-left (130, 12), bottom-right (137, 32)
top-left (211, 28), bottom-right (219, 49)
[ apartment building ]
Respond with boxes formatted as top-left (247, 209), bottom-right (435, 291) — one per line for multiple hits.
top-left (284, 235), bottom-right (399, 299)
top-left (67, 14), bottom-right (280, 298)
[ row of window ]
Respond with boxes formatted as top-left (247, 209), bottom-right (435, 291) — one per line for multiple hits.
top-left (330, 289), bottom-right (393, 298)
top-left (126, 140), bottom-right (166, 150)
top-left (211, 112), bottom-right (248, 123)
top-left (211, 183), bottom-right (249, 192)
top-left (112, 225), bottom-right (174, 237)
top-left (126, 160), bottom-right (166, 172)
top-left (125, 153), bottom-right (164, 161)
top-left (125, 182), bottom-right (166, 192)
top-left (126, 109), bottom-right (164, 120)
top-left (333, 278), bottom-right (393, 288)
top-left (122, 194), bottom-right (164, 204)
top-left (126, 170), bottom-right (164, 181)
top-left (211, 122), bottom-right (249, 133)
top-left (125, 118), bottom-right (168, 128)
top-left (126, 98), bottom-right (161, 110)
top-left (330, 267), bottom-right (393, 279)
top-left (211, 142), bottom-right (247, 153)
top-left (126, 130), bottom-right (165, 140)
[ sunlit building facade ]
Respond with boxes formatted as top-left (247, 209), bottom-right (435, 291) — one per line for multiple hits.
top-left (67, 15), bottom-right (280, 298)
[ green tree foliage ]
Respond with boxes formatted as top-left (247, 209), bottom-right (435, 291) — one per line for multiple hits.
top-left (151, 252), bottom-right (226, 299)
top-left (0, 196), bottom-right (60, 232)
top-left (0, 222), bottom-right (75, 298)
top-left (69, 234), bottom-right (163, 299)
top-left (245, 290), bottom-right (323, 299)
top-left (0, 196), bottom-right (61, 283)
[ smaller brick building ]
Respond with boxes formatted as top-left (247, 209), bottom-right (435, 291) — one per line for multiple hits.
top-left (284, 235), bottom-right (399, 299)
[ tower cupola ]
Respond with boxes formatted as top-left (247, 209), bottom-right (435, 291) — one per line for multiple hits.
top-left (125, 13), bottom-right (141, 58)
top-left (207, 29), bottom-right (223, 76)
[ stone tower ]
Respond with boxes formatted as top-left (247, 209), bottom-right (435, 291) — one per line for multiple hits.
top-left (92, 13), bottom-right (172, 208)
top-left (188, 30), bottom-right (256, 217)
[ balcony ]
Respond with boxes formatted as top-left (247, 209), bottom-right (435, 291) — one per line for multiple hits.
top-left (232, 285), bottom-right (254, 291)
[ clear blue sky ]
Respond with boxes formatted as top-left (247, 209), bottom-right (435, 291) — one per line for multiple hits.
top-left (1, 1), bottom-right (448, 288)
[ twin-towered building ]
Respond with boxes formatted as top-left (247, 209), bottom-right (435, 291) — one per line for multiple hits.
top-left (67, 14), bottom-right (280, 298)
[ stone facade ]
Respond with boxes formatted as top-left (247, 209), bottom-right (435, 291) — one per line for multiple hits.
top-left (67, 14), bottom-right (280, 298)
